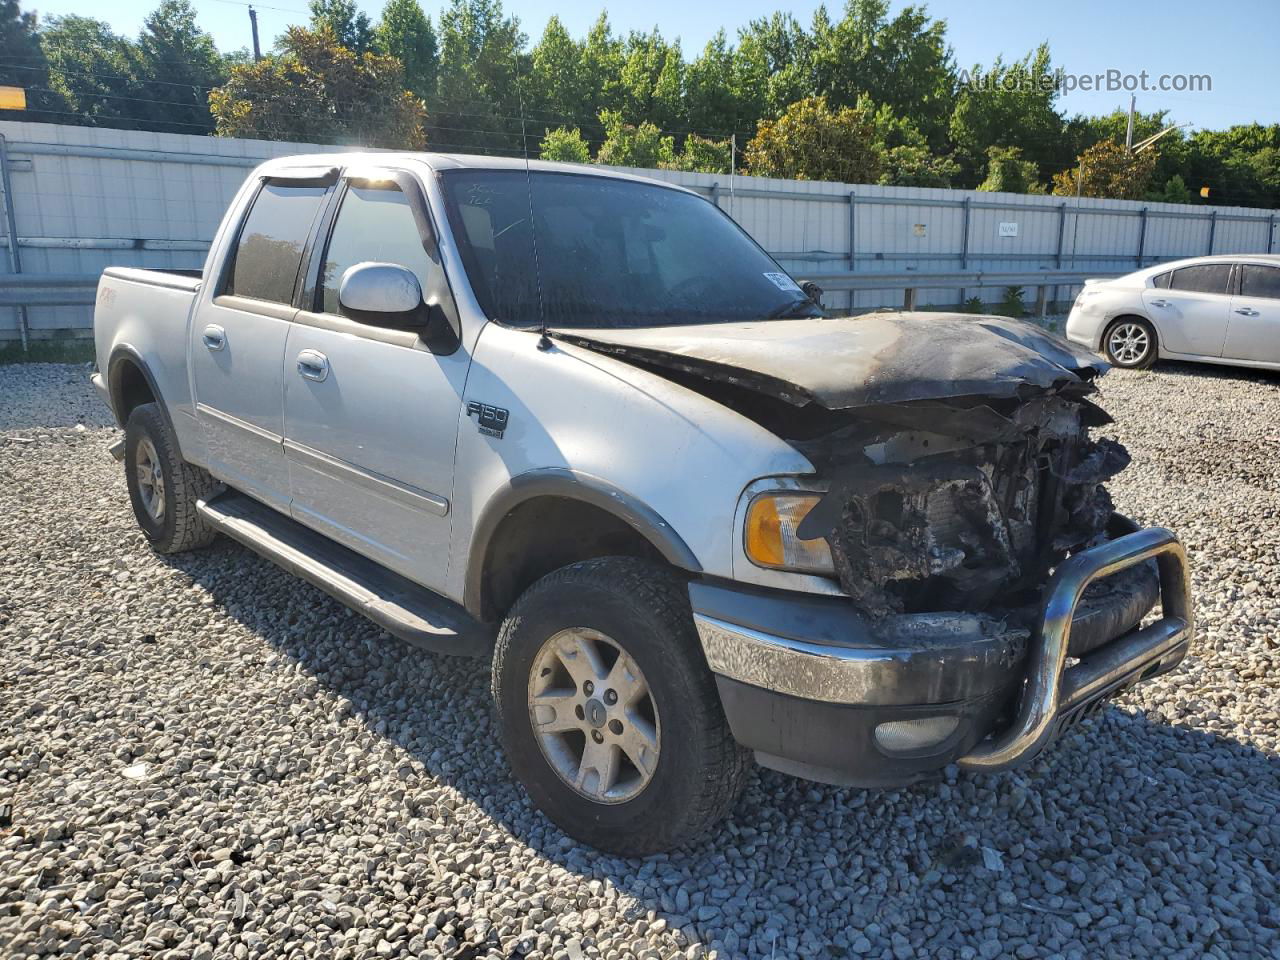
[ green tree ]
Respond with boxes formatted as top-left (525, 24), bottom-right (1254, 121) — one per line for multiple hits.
top-left (528, 16), bottom-right (587, 128)
top-left (744, 95), bottom-right (882, 183)
top-left (374, 0), bottom-right (437, 99)
top-left (308, 0), bottom-right (374, 54)
top-left (433, 0), bottom-right (525, 154)
top-left (1051, 139), bottom-right (1157, 200)
top-left (1147, 174), bottom-right (1193, 204)
top-left (39, 15), bottom-right (141, 127)
top-left (538, 125), bottom-right (589, 163)
top-left (0, 0), bottom-right (65, 121)
top-left (880, 145), bottom-right (958, 187)
top-left (684, 30), bottom-right (742, 137)
top-left (134, 0), bottom-right (226, 134)
top-left (812, 0), bottom-right (955, 146)
top-left (734, 12), bottom-right (817, 123)
top-left (950, 44), bottom-right (1065, 185)
top-left (619, 28), bottom-right (682, 131)
top-left (977, 145), bottom-right (1044, 193)
top-left (594, 108), bottom-right (674, 168)
top-left (668, 133), bottom-right (732, 173)
top-left (209, 25), bottom-right (426, 147)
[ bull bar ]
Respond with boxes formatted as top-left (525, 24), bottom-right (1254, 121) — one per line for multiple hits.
top-left (959, 525), bottom-right (1193, 771)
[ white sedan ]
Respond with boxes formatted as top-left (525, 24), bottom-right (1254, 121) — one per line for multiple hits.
top-left (1065, 254), bottom-right (1280, 370)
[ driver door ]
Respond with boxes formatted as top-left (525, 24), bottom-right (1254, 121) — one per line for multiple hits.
top-left (281, 170), bottom-right (469, 591)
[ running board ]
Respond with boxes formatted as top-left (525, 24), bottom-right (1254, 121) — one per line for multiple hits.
top-left (196, 491), bottom-right (492, 657)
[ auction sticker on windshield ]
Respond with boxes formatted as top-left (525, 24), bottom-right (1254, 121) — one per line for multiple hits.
top-left (764, 272), bottom-right (802, 292)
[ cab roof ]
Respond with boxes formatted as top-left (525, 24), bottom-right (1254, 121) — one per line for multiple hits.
top-left (252, 151), bottom-right (699, 193)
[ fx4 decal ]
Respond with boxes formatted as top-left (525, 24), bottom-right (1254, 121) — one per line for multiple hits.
top-left (467, 401), bottom-right (510, 439)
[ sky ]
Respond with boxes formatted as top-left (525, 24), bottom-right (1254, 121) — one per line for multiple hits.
top-left (24, 0), bottom-right (1280, 131)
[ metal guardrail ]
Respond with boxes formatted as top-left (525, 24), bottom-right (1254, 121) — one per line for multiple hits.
top-left (0, 267), bottom-right (1115, 315)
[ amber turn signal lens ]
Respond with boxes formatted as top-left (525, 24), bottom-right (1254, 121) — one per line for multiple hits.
top-left (743, 493), bottom-right (834, 574)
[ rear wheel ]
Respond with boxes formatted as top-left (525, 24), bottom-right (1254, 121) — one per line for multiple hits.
top-left (124, 403), bottom-right (219, 554)
top-left (1103, 317), bottom-right (1158, 369)
top-left (492, 557), bottom-right (750, 855)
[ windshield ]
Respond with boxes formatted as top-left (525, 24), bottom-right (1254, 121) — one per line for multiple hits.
top-left (438, 169), bottom-right (821, 329)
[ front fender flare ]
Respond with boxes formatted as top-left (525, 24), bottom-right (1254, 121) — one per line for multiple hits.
top-left (463, 468), bottom-right (702, 618)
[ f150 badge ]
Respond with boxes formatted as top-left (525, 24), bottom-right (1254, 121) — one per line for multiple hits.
top-left (467, 401), bottom-right (509, 439)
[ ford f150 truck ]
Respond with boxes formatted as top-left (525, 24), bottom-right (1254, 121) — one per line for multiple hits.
top-left (92, 153), bottom-right (1193, 855)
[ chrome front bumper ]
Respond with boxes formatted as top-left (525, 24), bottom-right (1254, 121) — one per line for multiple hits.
top-left (958, 525), bottom-right (1192, 771)
top-left (693, 524), bottom-right (1192, 778)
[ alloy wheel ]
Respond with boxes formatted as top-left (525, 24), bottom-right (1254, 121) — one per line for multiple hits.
top-left (1108, 322), bottom-right (1151, 366)
top-left (134, 435), bottom-right (166, 522)
top-left (527, 627), bottom-right (661, 804)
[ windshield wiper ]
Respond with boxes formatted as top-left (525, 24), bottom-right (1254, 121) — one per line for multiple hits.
top-left (767, 297), bottom-right (822, 320)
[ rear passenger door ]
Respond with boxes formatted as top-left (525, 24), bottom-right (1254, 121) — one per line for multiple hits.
top-left (1141, 263), bottom-right (1233, 357)
top-left (1223, 263), bottom-right (1280, 365)
top-left (281, 169), bottom-right (468, 591)
top-left (191, 172), bottom-right (335, 511)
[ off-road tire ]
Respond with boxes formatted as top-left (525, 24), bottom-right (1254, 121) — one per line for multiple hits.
top-left (124, 402), bottom-right (219, 554)
top-left (492, 557), bottom-right (751, 855)
top-left (1103, 316), bottom-right (1158, 369)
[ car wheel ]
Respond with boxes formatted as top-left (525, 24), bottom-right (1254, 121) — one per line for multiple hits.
top-left (1103, 317), bottom-right (1158, 369)
top-left (491, 557), bottom-right (751, 855)
top-left (124, 402), bottom-right (219, 554)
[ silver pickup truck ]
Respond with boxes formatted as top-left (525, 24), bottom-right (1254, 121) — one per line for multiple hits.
top-left (91, 153), bottom-right (1193, 854)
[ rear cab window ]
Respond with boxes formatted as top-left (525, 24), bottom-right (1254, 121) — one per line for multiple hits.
top-left (224, 181), bottom-right (331, 304)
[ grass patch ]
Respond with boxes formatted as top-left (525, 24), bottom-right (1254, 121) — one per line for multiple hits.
top-left (0, 340), bottom-right (96, 365)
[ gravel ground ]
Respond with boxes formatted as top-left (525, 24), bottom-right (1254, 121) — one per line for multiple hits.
top-left (1, 360), bottom-right (1278, 960)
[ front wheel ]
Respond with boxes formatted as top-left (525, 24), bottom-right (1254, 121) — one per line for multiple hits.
top-left (492, 557), bottom-right (750, 855)
top-left (1103, 317), bottom-right (1158, 369)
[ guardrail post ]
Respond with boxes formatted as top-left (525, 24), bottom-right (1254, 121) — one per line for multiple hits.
top-left (958, 196), bottom-right (972, 305)
top-left (1269, 215), bottom-right (1276, 254)
top-left (1207, 210), bottom-right (1218, 255)
top-left (708, 182), bottom-right (719, 208)
top-left (848, 191), bottom-right (857, 313)
top-left (1035, 285), bottom-right (1047, 320)
top-left (0, 133), bottom-right (28, 353)
top-left (1053, 202), bottom-right (1067, 315)
top-left (1136, 206), bottom-right (1148, 268)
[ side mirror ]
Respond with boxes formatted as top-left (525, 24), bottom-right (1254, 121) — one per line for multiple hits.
top-left (801, 280), bottom-right (824, 306)
top-left (338, 261), bottom-right (426, 327)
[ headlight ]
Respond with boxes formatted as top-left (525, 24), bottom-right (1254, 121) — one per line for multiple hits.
top-left (743, 493), bottom-right (835, 575)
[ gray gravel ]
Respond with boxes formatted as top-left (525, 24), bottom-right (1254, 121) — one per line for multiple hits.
top-left (2, 359), bottom-right (1278, 960)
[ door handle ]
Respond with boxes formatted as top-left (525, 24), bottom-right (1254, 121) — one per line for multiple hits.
top-left (1234, 307), bottom-right (1260, 316)
top-left (201, 324), bottom-right (226, 351)
top-left (1148, 299), bottom-right (1170, 308)
top-left (296, 349), bottom-right (329, 382)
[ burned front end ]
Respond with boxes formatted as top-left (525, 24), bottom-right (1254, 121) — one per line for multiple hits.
top-left (558, 313), bottom-right (1194, 786)
top-left (793, 389), bottom-right (1132, 626)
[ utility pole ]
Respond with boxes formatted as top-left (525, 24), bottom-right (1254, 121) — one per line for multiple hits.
top-left (1125, 94), bottom-right (1135, 153)
top-left (248, 6), bottom-right (262, 62)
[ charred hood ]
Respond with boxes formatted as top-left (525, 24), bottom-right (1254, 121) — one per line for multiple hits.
top-left (557, 311), bottom-right (1127, 623)
top-left (551, 312), bottom-right (1108, 411)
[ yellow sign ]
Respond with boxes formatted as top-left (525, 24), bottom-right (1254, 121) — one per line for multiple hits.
top-left (1199, 186), bottom-right (1211, 198)
top-left (0, 86), bottom-right (26, 110)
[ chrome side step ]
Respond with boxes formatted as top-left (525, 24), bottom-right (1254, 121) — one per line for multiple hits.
top-left (196, 491), bottom-right (492, 658)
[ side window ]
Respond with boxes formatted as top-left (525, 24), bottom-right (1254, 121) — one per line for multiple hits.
top-left (1169, 264), bottom-right (1232, 295)
top-left (320, 184), bottom-right (433, 315)
top-left (1151, 272), bottom-right (1171, 289)
top-left (1239, 264), bottom-right (1280, 300)
top-left (225, 182), bottom-right (330, 304)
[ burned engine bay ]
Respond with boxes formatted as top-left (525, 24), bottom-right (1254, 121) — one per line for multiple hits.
top-left (554, 312), bottom-right (1136, 625)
